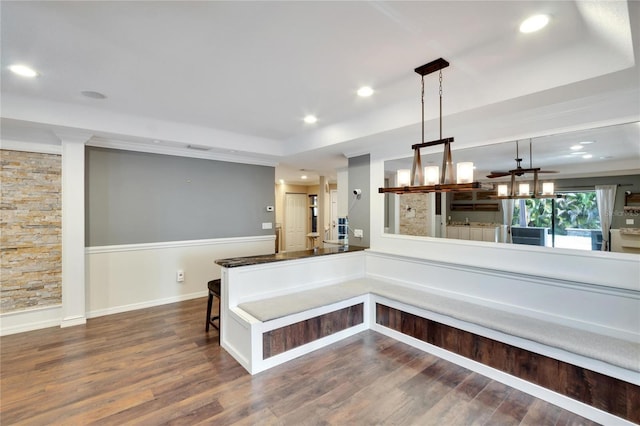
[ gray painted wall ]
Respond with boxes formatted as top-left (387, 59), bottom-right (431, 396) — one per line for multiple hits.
top-left (347, 154), bottom-right (370, 247)
top-left (86, 147), bottom-right (275, 246)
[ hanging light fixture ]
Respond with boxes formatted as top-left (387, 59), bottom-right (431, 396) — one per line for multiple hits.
top-left (488, 140), bottom-right (562, 199)
top-left (379, 58), bottom-right (490, 195)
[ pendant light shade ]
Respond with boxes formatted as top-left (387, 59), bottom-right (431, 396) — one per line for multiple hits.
top-left (424, 166), bottom-right (440, 185)
top-left (456, 162), bottom-right (474, 184)
top-left (397, 169), bottom-right (411, 187)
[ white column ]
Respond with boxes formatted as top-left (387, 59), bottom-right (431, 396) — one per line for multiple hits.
top-left (58, 131), bottom-right (92, 328)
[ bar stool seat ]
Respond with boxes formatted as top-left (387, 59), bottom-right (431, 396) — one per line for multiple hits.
top-left (206, 279), bottom-right (221, 337)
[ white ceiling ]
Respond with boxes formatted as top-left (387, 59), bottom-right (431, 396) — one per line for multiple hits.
top-left (1, 1), bottom-right (638, 185)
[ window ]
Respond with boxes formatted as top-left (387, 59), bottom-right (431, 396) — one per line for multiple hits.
top-left (512, 192), bottom-right (601, 250)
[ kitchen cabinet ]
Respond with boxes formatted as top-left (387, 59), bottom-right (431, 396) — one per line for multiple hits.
top-left (446, 225), bottom-right (500, 243)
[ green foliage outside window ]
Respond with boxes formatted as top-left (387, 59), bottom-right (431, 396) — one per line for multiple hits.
top-left (512, 192), bottom-right (600, 235)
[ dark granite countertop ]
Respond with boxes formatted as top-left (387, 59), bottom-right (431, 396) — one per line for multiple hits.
top-left (215, 245), bottom-right (366, 268)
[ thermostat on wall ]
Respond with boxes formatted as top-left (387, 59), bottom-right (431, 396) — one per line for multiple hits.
top-left (266, 206), bottom-right (274, 212)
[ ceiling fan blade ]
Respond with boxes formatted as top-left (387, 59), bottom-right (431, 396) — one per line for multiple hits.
top-left (486, 171), bottom-right (510, 178)
top-left (538, 170), bottom-right (558, 173)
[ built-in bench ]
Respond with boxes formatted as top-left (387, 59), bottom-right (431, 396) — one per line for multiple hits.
top-left (235, 278), bottom-right (639, 424)
top-left (239, 278), bottom-right (639, 373)
top-left (219, 250), bottom-right (640, 425)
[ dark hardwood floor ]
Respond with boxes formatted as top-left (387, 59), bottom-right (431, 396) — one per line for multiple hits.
top-left (0, 298), bottom-right (600, 425)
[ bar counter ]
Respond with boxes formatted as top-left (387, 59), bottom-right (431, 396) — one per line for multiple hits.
top-left (215, 245), bottom-right (366, 268)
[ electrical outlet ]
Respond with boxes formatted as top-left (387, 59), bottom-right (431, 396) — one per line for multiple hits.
top-left (262, 222), bottom-right (273, 229)
top-left (626, 219), bottom-right (635, 225)
top-left (354, 229), bottom-right (363, 238)
top-left (176, 270), bottom-right (184, 282)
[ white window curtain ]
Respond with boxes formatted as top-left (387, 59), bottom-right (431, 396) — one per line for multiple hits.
top-left (501, 199), bottom-right (514, 243)
top-left (518, 199), bottom-right (528, 227)
top-left (595, 184), bottom-right (617, 251)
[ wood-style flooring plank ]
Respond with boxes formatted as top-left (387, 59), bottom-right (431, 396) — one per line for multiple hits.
top-left (0, 297), bottom-right (602, 425)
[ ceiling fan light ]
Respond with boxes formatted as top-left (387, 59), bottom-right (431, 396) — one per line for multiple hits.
top-left (497, 184), bottom-right (509, 197)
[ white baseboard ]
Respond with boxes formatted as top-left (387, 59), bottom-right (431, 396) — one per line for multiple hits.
top-left (0, 292), bottom-right (209, 336)
top-left (61, 315), bottom-right (87, 328)
top-left (0, 305), bottom-right (62, 336)
top-left (86, 291), bottom-right (208, 319)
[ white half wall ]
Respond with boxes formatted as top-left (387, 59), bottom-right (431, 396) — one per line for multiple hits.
top-left (86, 235), bottom-right (275, 318)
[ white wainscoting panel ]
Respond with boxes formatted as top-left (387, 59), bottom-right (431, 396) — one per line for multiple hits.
top-left (86, 236), bottom-right (275, 318)
top-left (366, 250), bottom-right (640, 342)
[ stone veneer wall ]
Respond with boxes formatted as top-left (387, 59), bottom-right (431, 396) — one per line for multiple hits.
top-left (398, 193), bottom-right (429, 236)
top-left (1, 150), bottom-right (62, 313)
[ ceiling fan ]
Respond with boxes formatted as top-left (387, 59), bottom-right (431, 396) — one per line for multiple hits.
top-left (486, 139), bottom-right (558, 179)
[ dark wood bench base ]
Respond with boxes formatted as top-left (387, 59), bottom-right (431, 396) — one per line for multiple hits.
top-left (263, 303), bottom-right (364, 359)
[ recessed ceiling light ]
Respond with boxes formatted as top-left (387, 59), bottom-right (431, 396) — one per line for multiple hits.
top-left (303, 115), bottom-right (317, 124)
top-left (520, 14), bottom-right (550, 33)
top-left (81, 90), bottom-right (107, 99)
top-left (301, 175), bottom-right (308, 180)
top-left (582, 154), bottom-right (593, 159)
top-left (9, 64), bottom-right (38, 78)
top-left (579, 141), bottom-right (594, 145)
top-left (357, 86), bottom-right (374, 97)
top-left (279, 179), bottom-right (285, 184)
top-left (570, 145), bottom-right (584, 151)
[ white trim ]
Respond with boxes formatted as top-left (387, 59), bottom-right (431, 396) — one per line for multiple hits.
top-left (0, 139), bottom-right (62, 154)
top-left (0, 305), bottom-right (62, 336)
top-left (86, 235), bottom-right (275, 254)
top-left (61, 315), bottom-right (87, 328)
top-left (86, 291), bottom-right (207, 319)
top-left (86, 139), bottom-right (278, 167)
top-left (366, 250), bottom-right (640, 298)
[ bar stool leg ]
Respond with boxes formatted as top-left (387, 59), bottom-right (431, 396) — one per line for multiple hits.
top-left (206, 291), bottom-right (213, 332)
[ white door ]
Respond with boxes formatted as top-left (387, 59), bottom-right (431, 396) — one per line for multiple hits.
top-left (330, 189), bottom-right (338, 240)
top-left (284, 193), bottom-right (307, 252)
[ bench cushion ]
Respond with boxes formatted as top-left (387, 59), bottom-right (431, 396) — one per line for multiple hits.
top-left (238, 278), bottom-right (370, 322)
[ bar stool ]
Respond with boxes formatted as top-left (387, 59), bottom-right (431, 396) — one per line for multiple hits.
top-left (206, 279), bottom-right (221, 339)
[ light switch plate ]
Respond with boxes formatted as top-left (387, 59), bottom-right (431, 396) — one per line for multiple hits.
top-left (354, 229), bottom-right (363, 238)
